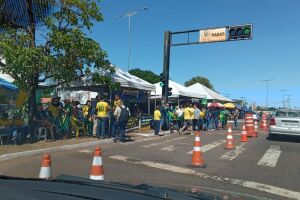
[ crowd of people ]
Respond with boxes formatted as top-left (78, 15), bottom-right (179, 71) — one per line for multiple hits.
top-left (33, 94), bottom-right (131, 142)
top-left (153, 103), bottom-right (241, 136)
top-left (29, 94), bottom-right (242, 142)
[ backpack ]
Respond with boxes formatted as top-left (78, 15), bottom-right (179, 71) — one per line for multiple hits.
top-left (119, 107), bottom-right (130, 122)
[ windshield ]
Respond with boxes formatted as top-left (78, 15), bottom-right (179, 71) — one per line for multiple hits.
top-left (275, 110), bottom-right (300, 118)
top-left (0, 1), bottom-right (300, 200)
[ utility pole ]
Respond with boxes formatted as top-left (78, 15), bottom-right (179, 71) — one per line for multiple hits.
top-left (261, 79), bottom-right (274, 109)
top-left (162, 31), bottom-right (171, 103)
top-left (280, 89), bottom-right (287, 108)
top-left (114, 7), bottom-right (148, 71)
top-left (286, 95), bottom-right (292, 108)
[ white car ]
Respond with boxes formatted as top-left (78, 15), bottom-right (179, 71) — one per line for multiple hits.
top-left (269, 109), bottom-right (300, 137)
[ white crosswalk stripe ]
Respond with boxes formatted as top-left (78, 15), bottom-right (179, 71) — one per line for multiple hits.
top-left (142, 137), bottom-right (187, 148)
top-left (257, 145), bottom-right (281, 167)
top-left (187, 139), bottom-right (225, 154)
top-left (160, 145), bottom-right (176, 151)
top-left (219, 143), bottom-right (247, 161)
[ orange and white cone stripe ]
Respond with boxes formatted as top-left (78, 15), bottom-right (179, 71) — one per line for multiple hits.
top-left (90, 147), bottom-right (104, 180)
top-left (225, 127), bottom-right (236, 149)
top-left (39, 154), bottom-right (51, 179)
top-left (193, 134), bottom-right (202, 156)
top-left (190, 131), bottom-right (206, 168)
top-left (254, 120), bottom-right (258, 133)
top-left (240, 125), bottom-right (249, 142)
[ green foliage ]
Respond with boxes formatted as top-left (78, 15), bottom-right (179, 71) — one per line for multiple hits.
top-left (184, 76), bottom-right (214, 90)
top-left (129, 68), bottom-right (160, 84)
top-left (0, 0), bottom-right (113, 91)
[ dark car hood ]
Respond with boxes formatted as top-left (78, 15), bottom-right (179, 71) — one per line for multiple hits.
top-left (0, 174), bottom-right (267, 200)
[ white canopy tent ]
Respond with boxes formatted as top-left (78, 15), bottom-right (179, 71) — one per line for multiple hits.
top-left (70, 67), bottom-right (155, 91)
top-left (187, 83), bottom-right (233, 102)
top-left (151, 80), bottom-right (206, 99)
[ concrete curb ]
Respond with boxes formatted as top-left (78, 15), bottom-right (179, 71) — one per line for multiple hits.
top-left (0, 131), bottom-right (175, 162)
top-left (0, 139), bottom-right (112, 162)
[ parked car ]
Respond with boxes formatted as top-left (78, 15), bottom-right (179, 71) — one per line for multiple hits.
top-left (253, 112), bottom-right (261, 121)
top-left (269, 109), bottom-right (300, 137)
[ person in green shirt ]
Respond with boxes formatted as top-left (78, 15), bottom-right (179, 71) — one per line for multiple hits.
top-left (60, 99), bottom-right (72, 139)
top-left (220, 108), bottom-right (229, 129)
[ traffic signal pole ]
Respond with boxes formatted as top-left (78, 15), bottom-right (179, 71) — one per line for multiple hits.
top-left (162, 31), bottom-right (171, 103)
top-left (160, 24), bottom-right (252, 104)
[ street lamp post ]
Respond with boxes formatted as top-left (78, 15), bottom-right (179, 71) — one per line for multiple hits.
top-left (261, 79), bottom-right (274, 109)
top-left (114, 7), bottom-right (148, 71)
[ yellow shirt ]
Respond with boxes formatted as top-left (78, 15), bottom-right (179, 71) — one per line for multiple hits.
top-left (48, 104), bottom-right (59, 117)
top-left (154, 110), bottom-right (161, 120)
top-left (184, 108), bottom-right (191, 120)
top-left (200, 111), bottom-right (205, 118)
top-left (82, 105), bottom-right (89, 117)
top-left (96, 101), bottom-right (109, 117)
top-left (189, 107), bottom-right (195, 119)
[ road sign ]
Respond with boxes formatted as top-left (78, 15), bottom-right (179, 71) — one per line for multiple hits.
top-left (199, 28), bottom-right (227, 43)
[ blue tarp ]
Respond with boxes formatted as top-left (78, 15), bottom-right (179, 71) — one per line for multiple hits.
top-left (0, 78), bottom-right (18, 91)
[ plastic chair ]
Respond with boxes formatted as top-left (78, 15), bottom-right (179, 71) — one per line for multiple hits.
top-left (71, 117), bottom-right (86, 137)
top-left (35, 127), bottom-right (47, 141)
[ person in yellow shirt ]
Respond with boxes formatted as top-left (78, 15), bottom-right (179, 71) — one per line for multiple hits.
top-left (111, 95), bottom-right (121, 138)
top-left (82, 100), bottom-right (92, 136)
top-left (48, 97), bottom-right (60, 127)
top-left (181, 104), bottom-right (193, 133)
top-left (189, 104), bottom-right (195, 120)
top-left (96, 96), bottom-right (110, 139)
top-left (153, 106), bottom-right (161, 136)
top-left (200, 107), bottom-right (206, 131)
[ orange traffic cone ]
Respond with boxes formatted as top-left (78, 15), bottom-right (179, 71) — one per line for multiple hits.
top-left (225, 127), bottom-right (236, 149)
top-left (240, 125), bottom-right (249, 142)
top-left (90, 147), bottom-right (104, 180)
top-left (254, 120), bottom-right (258, 134)
top-left (189, 132), bottom-right (206, 168)
top-left (39, 154), bottom-right (51, 179)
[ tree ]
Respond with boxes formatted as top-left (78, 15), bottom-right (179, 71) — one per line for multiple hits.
top-left (0, 0), bottom-right (114, 130)
top-left (129, 68), bottom-right (160, 84)
top-left (184, 76), bottom-right (214, 90)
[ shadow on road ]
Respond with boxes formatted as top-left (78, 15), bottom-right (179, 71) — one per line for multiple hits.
top-left (267, 135), bottom-right (300, 143)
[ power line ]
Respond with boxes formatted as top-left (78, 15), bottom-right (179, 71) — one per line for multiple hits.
top-left (280, 89), bottom-right (288, 108)
top-left (260, 79), bottom-right (274, 108)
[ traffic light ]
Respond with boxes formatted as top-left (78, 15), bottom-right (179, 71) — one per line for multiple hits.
top-left (168, 87), bottom-right (172, 96)
top-left (159, 73), bottom-right (166, 87)
top-left (228, 24), bottom-right (252, 41)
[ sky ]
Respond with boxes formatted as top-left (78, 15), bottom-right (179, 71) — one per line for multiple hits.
top-left (87, 0), bottom-right (300, 108)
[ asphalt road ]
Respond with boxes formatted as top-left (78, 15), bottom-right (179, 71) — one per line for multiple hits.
top-left (0, 126), bottom-right (300, 200)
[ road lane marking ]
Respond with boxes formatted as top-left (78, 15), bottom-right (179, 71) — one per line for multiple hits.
top-left (134, 133), bottom-right (155, 137)
top-left (110, 155), bottom-right (300, 200)
top-left (219, 143), bottom-right (247, 161)
top-left (142, 137), bottom-right (187, 148)
top-left (257, 145), bottom-right (281, 167)
top-left (187, 139), bottom-right (226, 154)
top-left (160, 145), bottom-right (176, 151)
top-left (79, 149), bottom-right (93, 154)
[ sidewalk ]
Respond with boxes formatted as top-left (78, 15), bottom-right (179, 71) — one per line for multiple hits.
top-left (0, 131), bottom-right (144, 156)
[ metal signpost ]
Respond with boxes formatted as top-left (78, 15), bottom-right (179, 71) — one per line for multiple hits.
top-left (161, 24), bottom-right (253, 102)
